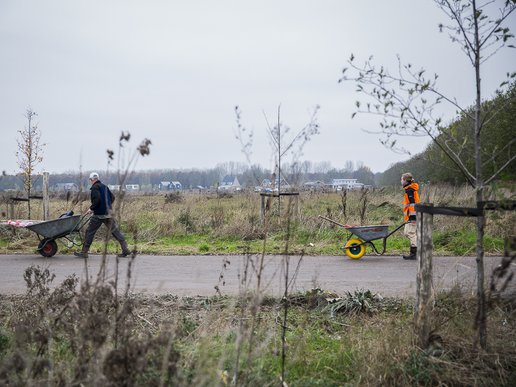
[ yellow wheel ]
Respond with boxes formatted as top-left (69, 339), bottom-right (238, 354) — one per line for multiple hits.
top-left (344, 239), bottom-right (366, 259)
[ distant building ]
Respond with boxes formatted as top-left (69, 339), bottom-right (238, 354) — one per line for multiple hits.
top-left (256, 177), bottom-right (291, 193)
top-left (158, 181), bottom-right (171, 190)
top-left (170, 181), bottom-right (182, 190)
top-left (159, 181), bottom-right (182, 191)
top-left (219, 175), bottom-right (241, 191)
top-left (303, 181), bottom-right (327, 191)
top-left (108, 185), bottom-right (121, 191)
top-left (53, 183), bottom-right (79, 192)
top-left (273, 176), bottom-right (290, 191)
top-left (125, 184), bottom-right (140, 192)
top-left (331, 178), bottom-right (364, 190)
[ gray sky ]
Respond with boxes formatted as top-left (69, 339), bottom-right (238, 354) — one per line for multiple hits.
top-left (1, 0), bottom-right (514, 175)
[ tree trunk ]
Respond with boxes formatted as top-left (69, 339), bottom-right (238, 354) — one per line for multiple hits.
top-left (340, 189), bottom-right (347, 218)
top-left (27, 180), bottom-right (31, 220)
top-left (475, 207), bottom-right (486, 349)
top-left (472, 0), bottom-right (487, 350)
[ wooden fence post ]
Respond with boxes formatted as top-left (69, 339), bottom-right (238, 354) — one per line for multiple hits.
top-left (260, 194), bottom-right (265, 223)
top-left (294, 194), bottom-right (299, 220)
top-left (8, 201), bottom-right (14, 219)
top-left (415, 203), bottom-right (434, 348)
top-left (7, 202), bottom-right (13, 219)
top-left (42, 172), bottom-right (50, 220)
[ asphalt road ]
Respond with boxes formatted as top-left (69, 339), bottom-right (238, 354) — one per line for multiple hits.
top-left (0, 253), bottom-right (512, 298)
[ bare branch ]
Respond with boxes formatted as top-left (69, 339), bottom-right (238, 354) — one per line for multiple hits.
top-left (437, 0), bottom-right (477, 64)
top-left (262, 110), bottom-right (279, 151)
top-left (234, 106), bottom-right (254, 164)
top-left (485, 154), bottom-right (516, 184)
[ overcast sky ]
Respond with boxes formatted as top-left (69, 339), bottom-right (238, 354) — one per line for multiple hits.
top-left (1, 0), bottom-right (514, 175)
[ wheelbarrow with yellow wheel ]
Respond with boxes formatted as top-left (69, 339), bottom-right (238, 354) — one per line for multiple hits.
top-left (319, 215), bottom-right (406, 259)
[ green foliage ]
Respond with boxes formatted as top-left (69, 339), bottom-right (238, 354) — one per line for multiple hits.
top-left (164, 191), bottom-right (184, 203)
top-left (325, 289), bottom-right (379, 316)
top-left (0, 328), bottom-right (10, 359)
top-left (378, 84), bottom-right (516, 186)
top-left (400, 351), bottom-right (438, 386)
top-left (281, 325), bottom-right (357, 385)
top-left (177, 208), bottom-right (196, 232)
top-left (434, 229), bottom-right (505, 255)
top-left (198, 243), bottom-right (210, 253)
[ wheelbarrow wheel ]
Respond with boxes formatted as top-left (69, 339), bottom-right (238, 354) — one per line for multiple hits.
top-left (344, 239), bottom-right (366, 259)
top-left (38, 238), bottom-right (58, 257)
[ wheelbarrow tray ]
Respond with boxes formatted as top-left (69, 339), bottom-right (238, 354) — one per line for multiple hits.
top-left (345, 225), bottom-right (390, 242)
top-left (26, 215), bottom-right (82, 239)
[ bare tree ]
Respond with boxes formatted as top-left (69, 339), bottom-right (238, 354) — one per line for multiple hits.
top-left (340, 0), bottom-right (516, 349)
top-left (16, 108), bottom-right (45, 219)
top-left (233, 106), bottom-right (319, 384)
top-left (267, 105), bottom-right (320, 207)
top-left (236, 104), bottom-right (320, 214)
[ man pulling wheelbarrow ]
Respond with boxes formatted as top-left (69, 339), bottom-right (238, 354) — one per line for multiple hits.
top-left (74, 172), bottom-right (131, 258)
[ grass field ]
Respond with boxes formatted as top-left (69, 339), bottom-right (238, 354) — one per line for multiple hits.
top-left (0, 184), bottom-right (513, 256)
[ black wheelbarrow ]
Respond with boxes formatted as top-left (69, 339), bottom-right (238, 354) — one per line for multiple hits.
top-left (25, 213), bottom-right (90, 257)
top-left (319, 215), bottom-right (406, 259)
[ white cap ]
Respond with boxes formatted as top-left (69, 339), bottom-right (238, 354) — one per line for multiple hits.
top-left (89, 172), bottom-right (99, 180)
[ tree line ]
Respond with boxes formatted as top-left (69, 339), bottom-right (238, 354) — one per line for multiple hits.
top-left (0, 161), bottom-right (377, 191)
top-left (377, 83), bottom-right (516, 186)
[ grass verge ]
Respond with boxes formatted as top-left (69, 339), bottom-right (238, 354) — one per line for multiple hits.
top-left (0, 278), bottom-right (514, 386)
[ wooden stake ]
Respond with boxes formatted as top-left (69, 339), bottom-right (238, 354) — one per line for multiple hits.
top-left (42, 171), bottom-right (50, 220)
top-left (415, 203), bottom-right (434, 348)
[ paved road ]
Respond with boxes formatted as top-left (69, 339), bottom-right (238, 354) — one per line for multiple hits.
top-left (0, 254), bottom-right (512, 298)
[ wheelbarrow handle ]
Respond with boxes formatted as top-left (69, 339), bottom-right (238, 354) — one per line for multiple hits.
top-left (76, 213), bottom-right (92, 231)
top-left (385, 221), bottom-right (408, 238)
top-left (318, 215), bottom-right (348, 228)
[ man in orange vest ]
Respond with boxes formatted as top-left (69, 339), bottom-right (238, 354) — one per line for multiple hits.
top-left (401, 172), bottom-right (419, 260)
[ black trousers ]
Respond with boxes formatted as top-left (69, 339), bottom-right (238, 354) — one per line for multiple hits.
top-left (83, 216), bottom-right (128, 252)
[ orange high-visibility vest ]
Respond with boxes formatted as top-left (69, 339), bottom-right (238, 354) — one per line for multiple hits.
top-left (403, 182), bottom-right (420, 221)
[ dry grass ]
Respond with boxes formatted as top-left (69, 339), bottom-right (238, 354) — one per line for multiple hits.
top-left (1, 281), bottom-right (514, 386)
top-left (1, 184), bottom-right (514, 256)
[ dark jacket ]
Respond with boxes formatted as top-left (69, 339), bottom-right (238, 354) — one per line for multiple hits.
top-left (90, 180), bottom-right (114, 216)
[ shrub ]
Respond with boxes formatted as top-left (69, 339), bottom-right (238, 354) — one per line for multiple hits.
top-left (164, 191), bottom-right (183, 203)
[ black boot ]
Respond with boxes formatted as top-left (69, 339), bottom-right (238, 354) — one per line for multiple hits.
top-left (74, 251), bottom-right (89, 258)
top-left (117, 241), bottom-right (132, 258)
top-left (403, 246), bottom-right (417, 260)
